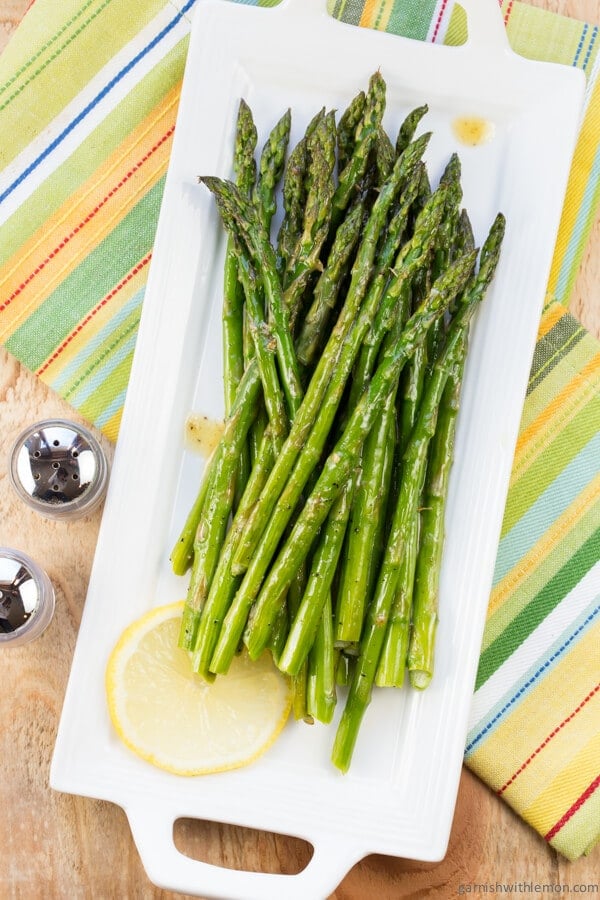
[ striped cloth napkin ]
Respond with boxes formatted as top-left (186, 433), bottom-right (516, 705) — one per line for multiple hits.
top-left (0, 0), bottom-right (598, 862)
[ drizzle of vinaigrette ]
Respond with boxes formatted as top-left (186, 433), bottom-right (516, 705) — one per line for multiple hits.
top-left (452, 116), bottom-right (495, 147)
top-left (185, 414), bottom-right (224, 458)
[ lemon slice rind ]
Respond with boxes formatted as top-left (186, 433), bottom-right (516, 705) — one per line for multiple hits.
top-left (105, 601), bottom-right (292, 776)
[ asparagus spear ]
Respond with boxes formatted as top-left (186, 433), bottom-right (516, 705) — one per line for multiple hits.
top-left (187, 131), bottom-right (419, 675)
top-left (266, 595), bottom-right (289, 664)
top-left (332, 178), bottom-right (440, 646)
top-left (188, 119), bottom-right (336, 676)
top-left (169, 451), bottom-right (216, 577)
top-left (334, 385), bottom-right (397, 645)
top-left (396, 104), bottom-right (429, 156)
top-left (234, 245), bottom-right (289, 451)
top-left (373, 162), bottom-right (463, 682)
top-left (277, 108), bottom-right (325, 281)
top-left (241, 250), bottom-right (476, 665)
top-left (278, 474), bottom-right (357, 676)
top-left (286, 561), bottom-right (311, 722)
top-left (253, 108), bottom-right (291, 235)
top-left (177, 359), bottom-right (262, 650)
top-left (407, 213), bottom-right (505, 689)
top-left (190, 425), bottom-right (275, 678)
top-left (345, 161), bottom-right (427, 411)
top-left (425, 153), bottom-right (464, 368)
top-left (337, 89), bottom-right (366, 174)
top-left (200, 176), bottom-right (304, 418)
top-left (374, 125), bottom-right (395, 183)
top-left (376, 171), bottom-right (471, 688)
top-left (221, 100), bottom-right (257, 510)
top-left (295, 199), bottom-right (365, 368)
top-left (230, 108), bottom-right (287, 484)
top-left (330, 71), bottom-right (386, 230)
top-left (283, 112), bottom-right (337, 321)
top-left (306, 593), bottom-right (337, 724)
top-left (331, 278), bottom-right (483, 773)
top-left (223, 99), bottom-right (257, 418)
top-left (231, 135), bottom-right (430, 577)
top-left (207, 142), bottom-right (434, 676)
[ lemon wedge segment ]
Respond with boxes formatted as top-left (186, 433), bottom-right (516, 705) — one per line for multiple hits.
top-left (105, 601), bottom-right (291, 776)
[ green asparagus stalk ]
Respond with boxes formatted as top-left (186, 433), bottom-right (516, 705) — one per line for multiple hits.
top-left (234, 246), bottom-right (289, 451)
top-left (374, 125), bottom-right (395, 183)
top-left (456, 208), bottom-right (476, 257)
top-left (200, 176), bottom-right (304, 418)
top-left (223, 99), bottom-right (257, 418)
top-left (425, 153), bottom-right (463, 366)
top-left (374, 509), bottom-right (419, 687)
top-left (334, 385), bottom-right (397, 645)
top-left (223, 100), bottom-right (257, 507)
top-left (169, 450), bottom-right (216, 577)
top-left (253, 108), bottom-right (291, 235)
top-left (207, 146), bottom-right (434, 676)
top-left (332, 182), bottom-right (444, 646)
top-left (409, 163), bottom-right (432, 233)
top-left (306, 593), bottom-right (337, 724)
top-left (406, 360), bottom-right (461, 689)
top-left (435, 153), bottom-right (463, 267)
top-left (178, 359), bottom-right (262, 650)
top-left (374, 166), bottom-right (469, 685)
top-left (278, 475), bottom-right (356, 676)
top-left (291, 657), bottom-right (311, 723)
top-left (235, 99), bottom-right (258, 194)
top-left (240, 250), bottom-right (476, 665)
top-left (266, 596), bottom-right (289, 664)
top-left (283, 112), bottom-right (337, 319)
top-left (345, 162), bottom-right (428, 411)
top-left (330, 71), bottom-right (386, 230)
top-left (331, 280), bottom-right (483, 773)
top-left (231, 135), bottom-right (430, 578)
top-left (376, 287), bottom-right (436, 688)
top-left (187, 129), bottom-right (339, 675)
top-left (295, 199), bottom-right (366, 368)
top-left (396, 104), bottom-right (429, 156)
top-left (337, 89), bottom-right (366, 174)
top-left (277, 108), bottom-right (325, 280)
top-left (407, 213), bottom-right (505, 689)
top-left (190, 425), bottom-right (275, 678)
top-left (286, 561), bottom-right (311, 721)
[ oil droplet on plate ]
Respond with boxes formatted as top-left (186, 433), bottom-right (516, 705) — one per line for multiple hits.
top-left (185, 414), bottom-right (224, 458)
top-left (452, 116), bottom-right (495, 147)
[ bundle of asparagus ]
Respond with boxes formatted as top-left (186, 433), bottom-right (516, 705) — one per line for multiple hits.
top-left (171, 71), bottom-right (505, 773)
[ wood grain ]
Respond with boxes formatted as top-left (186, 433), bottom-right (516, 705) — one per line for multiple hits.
top-left (0, 0), bottom-right (29, 52)
top-left (0, 2), bottom-right (598, 898)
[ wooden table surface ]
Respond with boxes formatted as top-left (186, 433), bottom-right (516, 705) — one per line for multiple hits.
top-left (1, 2), bottom-right (599, 898)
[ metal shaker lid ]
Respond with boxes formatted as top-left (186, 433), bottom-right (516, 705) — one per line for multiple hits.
top-left (9, 418), bottom-right (109, 520)
top-left (0, 548), bottom-right (55, 646)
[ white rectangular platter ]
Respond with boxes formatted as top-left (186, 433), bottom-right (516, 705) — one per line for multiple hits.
top-left (50, 1), bottom-right (585, 898)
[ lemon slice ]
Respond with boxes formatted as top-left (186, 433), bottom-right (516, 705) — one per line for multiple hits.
top-left (106, 601), bottom-right (291, 775)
